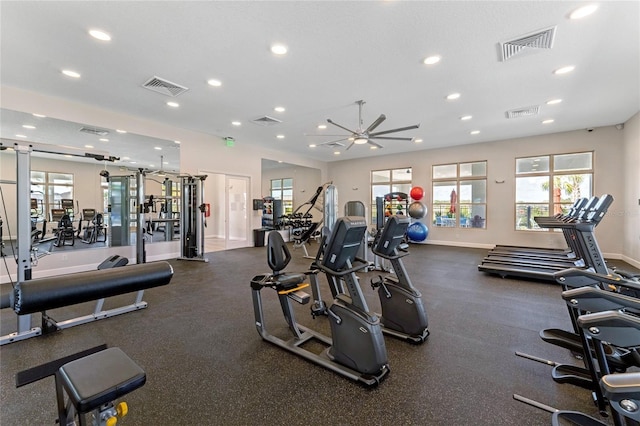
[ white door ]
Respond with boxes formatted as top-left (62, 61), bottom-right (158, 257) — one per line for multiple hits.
top-left (225, 175), bottom-right (249, 249)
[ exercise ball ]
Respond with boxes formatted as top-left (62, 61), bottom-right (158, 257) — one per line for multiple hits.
top-left (410, 186), bottom-right (424, 201)
top-left (407, 222), bottom-right (429, 242)
top-left (408, 201), bottom-right (428, 219)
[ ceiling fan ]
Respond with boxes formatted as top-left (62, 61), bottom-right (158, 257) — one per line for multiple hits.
top-left (147, 155), bottom-right (167, 177)
top-left (320, 100), bottom-right (420, 150)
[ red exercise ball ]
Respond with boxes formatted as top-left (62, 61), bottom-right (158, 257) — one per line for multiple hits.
top-left (410, 186), bottom-right (424, 201)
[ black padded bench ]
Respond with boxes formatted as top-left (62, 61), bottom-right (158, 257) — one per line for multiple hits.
top-left (55, 347), bottom-right (146, 425)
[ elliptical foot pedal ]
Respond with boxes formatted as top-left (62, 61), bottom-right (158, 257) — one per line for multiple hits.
top-left (551, 364), bottom-right (594, 389)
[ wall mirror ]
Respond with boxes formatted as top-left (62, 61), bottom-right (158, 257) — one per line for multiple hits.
top-left (0, 108), bottom-right (180, 254)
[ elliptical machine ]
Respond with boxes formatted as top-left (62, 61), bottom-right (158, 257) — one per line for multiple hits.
top-left (370, 215), bottom-right (429, 343)
top-left (251, 217), bottom-right (389, 386)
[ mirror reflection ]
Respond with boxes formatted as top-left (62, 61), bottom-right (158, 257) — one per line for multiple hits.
top-left (0, 109), bottom-right (180, 255)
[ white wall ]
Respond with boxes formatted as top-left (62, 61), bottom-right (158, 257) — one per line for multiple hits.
top-left (622, 112), bottom-right (640, 267)
top-left (328, 126), bottom-right (627, 256)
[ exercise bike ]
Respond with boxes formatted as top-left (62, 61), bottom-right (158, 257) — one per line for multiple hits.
top-left (370, 215), bottom-right (429, 343)
top-left (251, 216), bottom-right (389, 386)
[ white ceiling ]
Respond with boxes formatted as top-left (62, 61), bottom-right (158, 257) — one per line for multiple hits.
top-left (1, 1), bottom-right (638, 167)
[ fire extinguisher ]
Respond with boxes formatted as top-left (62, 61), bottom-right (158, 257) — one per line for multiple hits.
top-left (204, 203), bottom-right (211, 217)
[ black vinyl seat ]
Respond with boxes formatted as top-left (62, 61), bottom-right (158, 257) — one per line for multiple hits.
top-left (267, 231), bottom-right (306, 290)
top-left (54, 214), bottom-right (75, 247)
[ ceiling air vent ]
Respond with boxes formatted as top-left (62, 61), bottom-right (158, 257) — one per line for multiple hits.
top-left (321, 141), bottom-right (345, 148)
top-left (142, 76), bottom-right (189, 97)
top-left (251, 116), bottom-right (282, 126)
top-left (500, 26), bottom-right (556, 61)
top-left (505, 106), bottom-right (540, 119)
top-left (79, 126), bottom-right (110, 136)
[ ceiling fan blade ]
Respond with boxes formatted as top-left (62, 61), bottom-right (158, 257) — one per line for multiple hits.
top-left (345, 141), bottom-right (356, 151)
top-left (370, 136), bottom-right (414, 141)
top-left (369, 123), bottom-right (420, 137)
top-left (368, 140), bottom-right (383, 149)
top-left (327, 119), bottom-right (357, 135)
top-left (364, 114), bottom-right (386, 133)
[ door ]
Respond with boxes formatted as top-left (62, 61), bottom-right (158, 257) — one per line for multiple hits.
top-left (225, 175), bottom-right (249, 249)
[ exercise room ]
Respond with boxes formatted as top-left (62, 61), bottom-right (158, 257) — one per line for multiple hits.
top-left (1, 2), bottom-right (639, 425)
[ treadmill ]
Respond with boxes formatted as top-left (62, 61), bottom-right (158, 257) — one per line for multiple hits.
top-left (478, 195), bottom-right (613, 281)
top-left (487, 197), bottom-right (590, 260)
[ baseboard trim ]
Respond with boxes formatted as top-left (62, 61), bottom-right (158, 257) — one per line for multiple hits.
top-left (621, 255), bottom-right (640, 269)
top-left (419, 239), bottom-right (494, 250)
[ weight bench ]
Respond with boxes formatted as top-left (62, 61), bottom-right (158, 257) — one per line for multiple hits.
top-left (16, 345), bottom-right (145, 426)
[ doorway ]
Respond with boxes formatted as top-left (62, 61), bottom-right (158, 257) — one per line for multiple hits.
top-left (202, 172), bottom-right (250, 251)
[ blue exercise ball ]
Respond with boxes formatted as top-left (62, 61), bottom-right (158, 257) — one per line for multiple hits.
top-left (407, 222), bottom-right (429, 242)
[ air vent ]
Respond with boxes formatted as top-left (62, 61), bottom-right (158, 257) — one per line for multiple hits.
top-left (505, 106), bottom-right (540, 119)
top-left (500, 26), bottom-right (556, 61)
top-left (79, 126), bottom-right (110, 136)
top-left (142, 76), bottom-right (189, 97)
top-left (251, 116), bottom-right (282, 126)
top-left (321, 141), bottom-right (346, 148)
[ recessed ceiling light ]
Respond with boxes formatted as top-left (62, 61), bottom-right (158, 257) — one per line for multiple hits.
top-left (309, 144), bottom-right (317, 148)
top-left (154, 146), bottom-right (162, 150)
top-left (99, 138), bottom-right (109, 142)
top-left (84, 144), bottom-right (94, 148)
top-left (460, 115), bottom-right (472, 121)
top-left (64, 155), bottom-right (73, 158)
top-left (174, 140), bottom-right (181, 144)
top-left (333, 151), bottom-right (341, 155)
top-left (232, 121), bottom-right (241, 126)
top-left (276, 134), bottom-right (285, 139)
top-left (207, 79), bottom-right (222, 87)
top-left (278, 161), bottom-right (283, 163)
top-left (271, 44), bottom-right (288, 55)
top-left (149, 164), bottom-right (155, 168)
top-left (554, 66), bottom-right (575, 75)
top-left (546, 99), bottom-right (563, 105)
top-left (116, 129), bottom-right (127, 133)
top-left (542, 119), bottom-right (555, 124)
top-left (62, 69), bottom-right (81, 78)
top-left (122, 156), bottom-right (130, 160)
top-left (130, 161), bottom-right (137, 164)
top-left (22, 125), bottom-right (35, 129)
top-left (446, 93), bottom-right (461, 100)
top-left (423, 55), bottom-right (441, 65)
top-left (414, 139), bottom-right (423, 143)
top-left (32, 113), bottom-right (46, 118)
top-left (317, 124), bottom-right (327, 129)
top-left (16, 134), bottom-right (27, 138)
top-left (89, 29), bottom-right (111, 41)
top-left (167, 101), bottom-right (179, 107)
top-left (470, 130), bottom-right (480, 135)
top-left (274, 106), bottom-right (285, 112)
top-left (569, 4), bottom-right (598, 19)
top-left (370, 146), bottom-right (378, 150)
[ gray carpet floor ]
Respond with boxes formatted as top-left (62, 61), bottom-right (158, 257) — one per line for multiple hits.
top-left (2, 243), bottom-right (637, 425)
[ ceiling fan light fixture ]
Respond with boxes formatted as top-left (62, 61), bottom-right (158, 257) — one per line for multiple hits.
top-left (354, 137), bottom-right (368, 144)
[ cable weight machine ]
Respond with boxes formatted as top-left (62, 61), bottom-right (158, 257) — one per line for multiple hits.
top-left (178, 175), bottom-right (208, 262)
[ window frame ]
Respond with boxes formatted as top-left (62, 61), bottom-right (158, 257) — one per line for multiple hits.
top-left (370, 167), bottom-right (413, 224)
top-left (270, 177), bottom-right (294, 216)
top-left (514, 151), bottom-right (594, 231)
top-left (432, 160), bottom-right (487, 229)
top-left (30, 170), bottom-right (75, 220)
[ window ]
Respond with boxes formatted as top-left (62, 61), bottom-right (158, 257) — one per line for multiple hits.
top-left (432, 161), bottom-right (487, 228)
top-left (30, 171), bottom-right (74, 220)
top-left (515, 152), bottom-right (593, 230)
top-left (371, 168), bottom-right (412, 223)
top-left (270, 178), bottom-right (293, 215)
